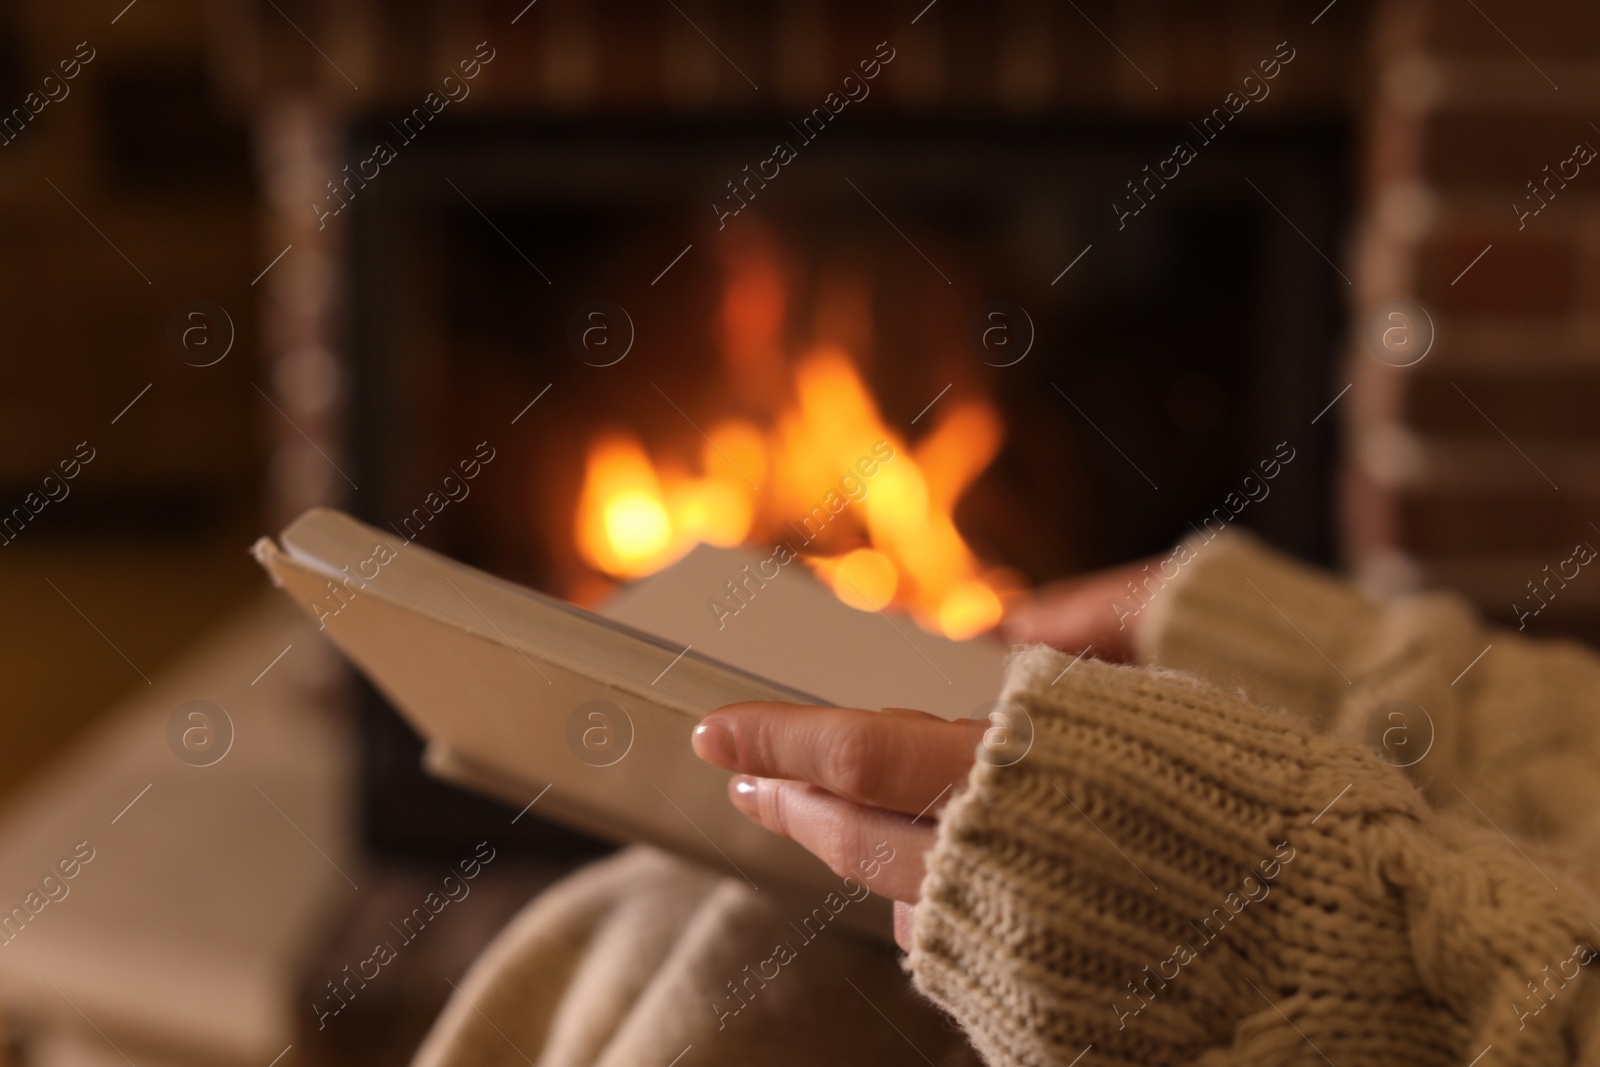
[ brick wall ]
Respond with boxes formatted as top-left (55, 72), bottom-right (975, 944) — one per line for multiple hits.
top-left (230, 0), bottom-right (1369, 116)
top-left (1346, 0), bottom-right (1600, 641)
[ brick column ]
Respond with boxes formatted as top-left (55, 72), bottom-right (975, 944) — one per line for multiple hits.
top-left (1345, 0), bottom-right (1600, 640)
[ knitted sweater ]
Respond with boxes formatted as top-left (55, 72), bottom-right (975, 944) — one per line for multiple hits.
top-left (911, 532), bottom-right (1600, 1066)
top-left (414, 534), bottom-right (1600, 1067)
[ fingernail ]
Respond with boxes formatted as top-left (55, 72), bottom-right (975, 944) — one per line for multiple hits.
top-left (728, 774), bottom-right (759, 815)
top-left (692, 717), bottom-right (735, 765)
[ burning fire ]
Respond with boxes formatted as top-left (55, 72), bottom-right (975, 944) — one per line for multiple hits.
top-left (574, 351), bottom-right (1008, 639)
top-left (573, 240), bottom-right (1010, 640)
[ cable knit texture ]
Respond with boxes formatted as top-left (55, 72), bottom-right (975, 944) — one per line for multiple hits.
top-left (1141, 530), bottom-right (1600, 852)
top-left (910, 534), bottom-right (1600, 1067)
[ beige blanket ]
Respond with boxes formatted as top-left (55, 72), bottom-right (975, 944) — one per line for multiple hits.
top-left (412, 845), bottom-right (980, 1067)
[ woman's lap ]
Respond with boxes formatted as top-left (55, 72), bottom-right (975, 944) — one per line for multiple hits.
top-left (412, 846), bottom-right (979, 1067)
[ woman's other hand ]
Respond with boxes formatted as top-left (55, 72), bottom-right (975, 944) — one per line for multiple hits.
top-left (1000, 555), bottom-right (1163, 662)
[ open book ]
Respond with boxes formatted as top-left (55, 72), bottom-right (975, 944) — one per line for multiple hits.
top-left (253, 508), bottom-right (1007, 936)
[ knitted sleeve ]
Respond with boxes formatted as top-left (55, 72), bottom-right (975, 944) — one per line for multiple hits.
top-left (908, 649), bottom-right (1600, 1067)
top-left (1136, 530), bottom-right (1600, 855)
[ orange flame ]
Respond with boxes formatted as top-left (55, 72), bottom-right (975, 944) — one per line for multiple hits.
top-left (574, 356), bottom-right (1005, 638)
top-left (573, 248), bottom-right (1007, 639)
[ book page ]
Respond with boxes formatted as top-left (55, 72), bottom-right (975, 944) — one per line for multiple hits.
top-left (601, 543), bottom-right (1007, 722)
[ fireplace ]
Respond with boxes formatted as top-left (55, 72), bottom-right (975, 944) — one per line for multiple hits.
top-left (328, 110), bottom-right (1351, 854)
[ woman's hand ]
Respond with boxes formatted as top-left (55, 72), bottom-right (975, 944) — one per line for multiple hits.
top-left (1001, 555), bottom-right (1162, 661)
top-left (691, 703), bottom-right (975, 951)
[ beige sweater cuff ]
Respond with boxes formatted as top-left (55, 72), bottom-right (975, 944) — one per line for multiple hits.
top-left (1135, 529), bottom-right (1380, 729)
top-left (908, 648), bottom-right (1600, 1067)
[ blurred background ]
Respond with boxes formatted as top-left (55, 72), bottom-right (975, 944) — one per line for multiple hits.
top-left (1, 0), bottom-right (1594, 1063)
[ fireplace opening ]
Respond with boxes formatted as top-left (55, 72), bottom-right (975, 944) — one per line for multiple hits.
top-left (341, 115), bottom-right (1351, 855)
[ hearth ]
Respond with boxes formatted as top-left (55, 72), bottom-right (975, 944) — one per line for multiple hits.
top-left (332, 112), bottom-right (1351, 855)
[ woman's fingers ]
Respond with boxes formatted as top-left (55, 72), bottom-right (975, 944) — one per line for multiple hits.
top-left (693, 703), bottom-right (973, 817)
top-left (893, 901), bottom-right (914, 952)
top-left (1001, 558), bottom-right (1158, 660)
top-left (728, 775), bottom-right (932, 903)
top-left (693, 702), bottom-right (967, 916)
